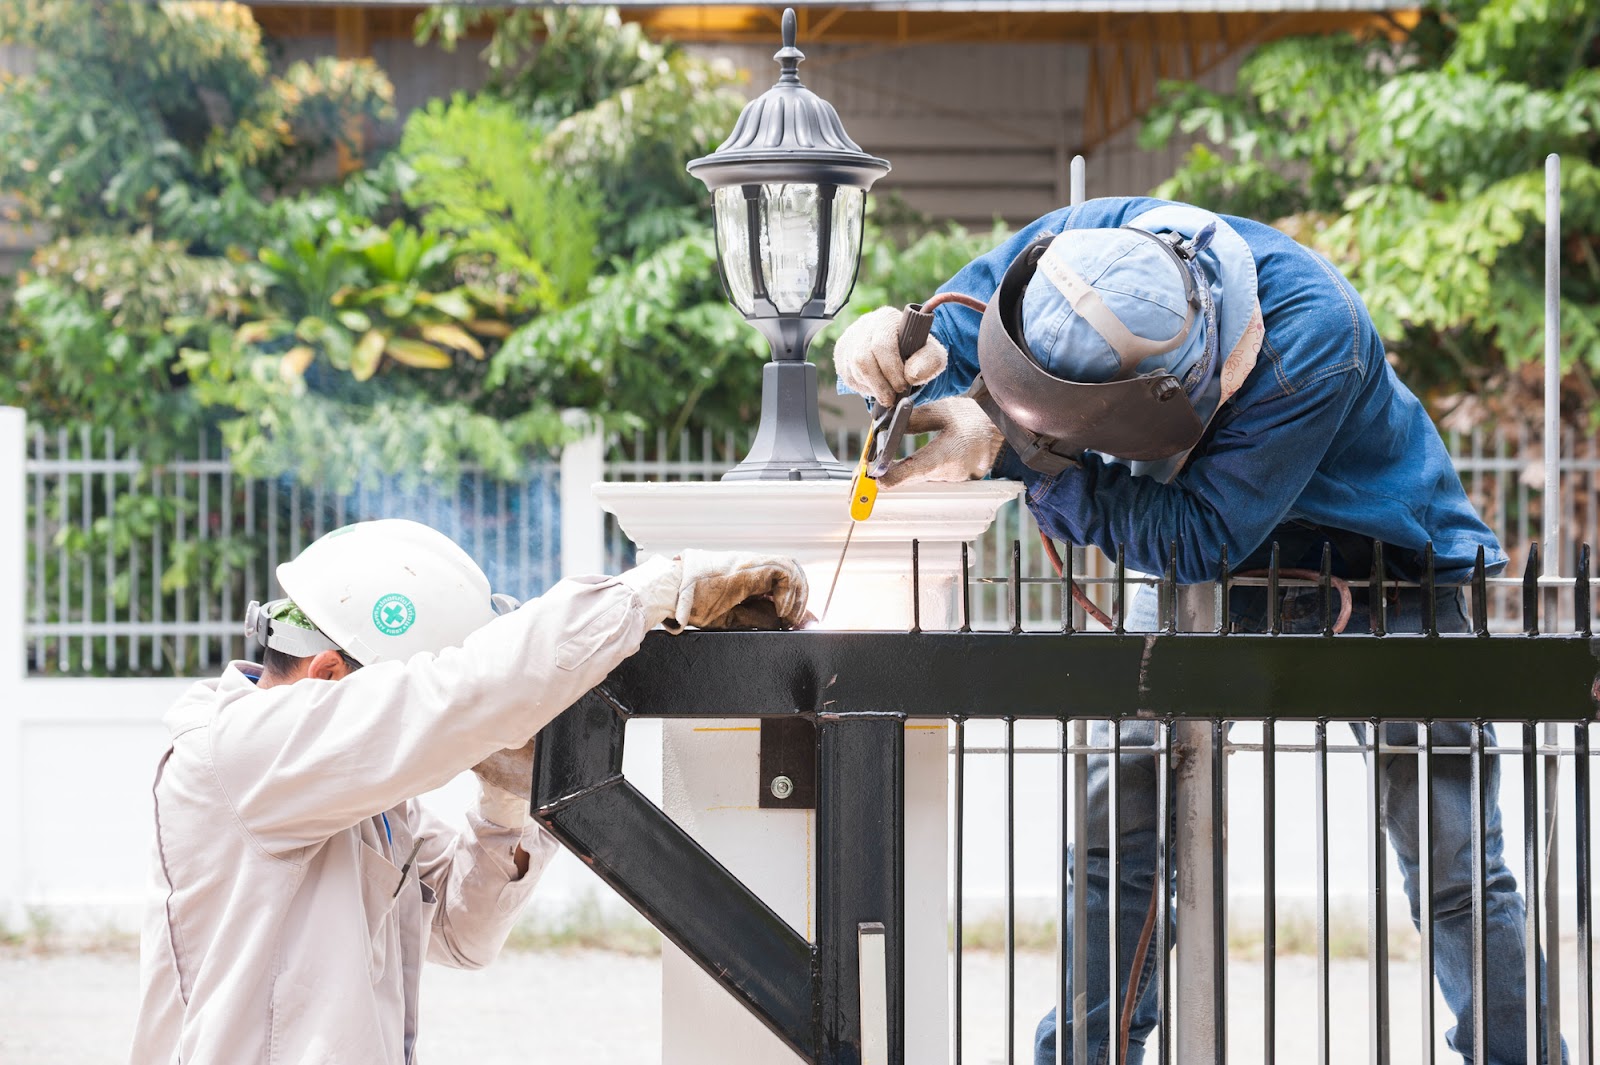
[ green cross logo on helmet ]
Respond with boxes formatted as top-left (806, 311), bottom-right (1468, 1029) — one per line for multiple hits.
top-left (372, 593), bottom-right (417, 637)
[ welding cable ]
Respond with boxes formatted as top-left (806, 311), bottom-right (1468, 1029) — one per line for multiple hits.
top-left (919, 291), bottom-right (990, 317)
top-left (1234, 568), bottom-right (1354, 635)
top-left (1039, 534), bottom-right (1117, 630)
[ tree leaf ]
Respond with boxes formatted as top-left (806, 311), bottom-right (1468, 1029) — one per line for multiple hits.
top-left (384, 336), bottom-right (454, 369)
top-left (351, 329), bottom-right (386, 381)
top-left (419, 322), bottom-right (485, 359)
top-left (279, 345), bottom-right (316, 381)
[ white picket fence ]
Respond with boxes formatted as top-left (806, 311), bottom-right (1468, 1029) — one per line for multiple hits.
top-left (11, 411), bottom-right (1600, 677)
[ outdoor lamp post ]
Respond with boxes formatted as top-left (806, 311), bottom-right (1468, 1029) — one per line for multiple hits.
top-left (688, 8), bottom-right (890, 481)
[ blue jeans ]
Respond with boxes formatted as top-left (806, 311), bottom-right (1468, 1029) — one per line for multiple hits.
top-left (1034, 580), bottom-right (1564, 1065)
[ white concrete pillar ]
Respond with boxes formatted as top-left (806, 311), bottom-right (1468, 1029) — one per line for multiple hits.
top-left (558, 410), bottom-right (607, 579)
top-left (595, 480), bottom-right (1018, 1065)
top-left (0, 406), bottom-right (27, 924)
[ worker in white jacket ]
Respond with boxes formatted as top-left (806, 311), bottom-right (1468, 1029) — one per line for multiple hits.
top-left (128, 519), bottom-right (809, 1065)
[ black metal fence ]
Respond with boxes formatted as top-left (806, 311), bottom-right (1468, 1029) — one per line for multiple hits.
top-left (531, 537), bottom-right (1600, 1065)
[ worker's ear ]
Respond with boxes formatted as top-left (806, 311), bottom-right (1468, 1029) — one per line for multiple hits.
top-left (306, 649), bottom-right (355, 682)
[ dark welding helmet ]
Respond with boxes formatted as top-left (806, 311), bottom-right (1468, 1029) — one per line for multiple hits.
top-left (968, 206), bottom-right (1258, 480)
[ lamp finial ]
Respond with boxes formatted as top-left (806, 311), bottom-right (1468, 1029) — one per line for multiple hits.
top-left (776, 8), bottom-right (803, 83)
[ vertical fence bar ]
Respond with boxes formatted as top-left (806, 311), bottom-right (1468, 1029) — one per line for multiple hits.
top-left (1471, 722), bottom-right (1489, 1065)
top-left (1267, 541), bottom-right (1281, 635)
top-left (30, 427), bottom-right (44, 671)
top-left (1054, 718), bottom-right (1067, 1065)
top-left (220, 432), bottom-right (233, 663)
top-left (175, 451), bottom-right (187, 672)
top-left (1011, 541), bottom-right (1022, 635)
top-left (1368, 719), bottom-right (1390, 1065)
top-left (1577, 721), bottom-right (1594, 1065)
top-left (129, 436), bottom-right (141, 672)
top-left (1113, 545), bottom-right (1126, 635)
top-left (55, 428), bottom-right (67, 672)
top-left (79, 425), bottom-right (91, 672)
top-left (1473, 548), bottom-right (1489, 637)
top-left (1264, 718), bottom-right (1276, 1065)
top-left (152, 447), bottom-right (164, 669)
top-left (1107, 718), bottom-right (1121, 1065)
top-left (103, 429), bottom-right (116, 672)
top-left (1005, 716), bottom-right (1016, 1065)
top-left (1155, 718), bottom-right (1171, 1065)
top-left (196, 430), bottom-right (209, 672)
top-left (1486, 426), bottom-right (1503, 622)
top-left (1418, 721), bottom-right (1436, 1065)
top-left (1316, 719), bottom-right (1330, 1065)
top-left (1073, 717), bottom-right (1089, 1065)
top-left (1523, 721), bottom-right (1544, 1065)
top-left (954, 717), bottom-right (965, 1065)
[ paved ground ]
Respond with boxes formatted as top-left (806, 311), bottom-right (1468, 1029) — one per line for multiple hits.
top-left (0, 947), bottom-right (1580, 1064)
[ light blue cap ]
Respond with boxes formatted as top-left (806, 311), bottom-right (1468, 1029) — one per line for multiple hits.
top-left (1019, 204), bottom-right (1260, 480)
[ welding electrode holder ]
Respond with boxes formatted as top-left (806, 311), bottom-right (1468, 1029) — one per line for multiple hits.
top-left (864, 303), bottom-right (937, 479)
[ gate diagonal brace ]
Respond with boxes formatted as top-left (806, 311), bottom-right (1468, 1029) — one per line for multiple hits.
top-left (531, 628), bottom-right (1600, 1064)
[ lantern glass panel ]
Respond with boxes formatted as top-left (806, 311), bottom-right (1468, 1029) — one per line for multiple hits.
top-left (823, 187), bottom-right (865, 315)
top-left (758, 183), bottom-right (822, 314)
top-left (712, 186), bottom-right (757, 315)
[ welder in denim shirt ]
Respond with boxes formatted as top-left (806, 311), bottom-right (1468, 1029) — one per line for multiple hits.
top-left (834, 198), bottom-right (1558, 1065)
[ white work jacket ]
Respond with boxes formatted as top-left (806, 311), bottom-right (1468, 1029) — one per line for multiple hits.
top-left (128, 575), bottom-right (652, 1065)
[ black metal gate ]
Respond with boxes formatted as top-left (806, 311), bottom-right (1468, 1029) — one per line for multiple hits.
top-left (532, 540), bottom-right (1600, 1064)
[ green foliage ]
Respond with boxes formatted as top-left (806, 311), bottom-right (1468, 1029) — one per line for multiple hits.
top-left (0, 0), bottom-right (393, 234)
top-left (417, 6), bottom-right (667, 123)
top-left (399, 95), bottom-right (601, 310)
top-left (417, 5), bottom-right (745, 258)
top-left (491, 232), bottom-right (763, 438)
top-left (1141, 0), bottom-right (1600, 422)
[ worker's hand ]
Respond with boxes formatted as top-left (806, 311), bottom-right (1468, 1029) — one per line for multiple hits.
top-left (880, 397), bottom-right (1004, 489)
top-left (472, 739), bottom-right (535, 828)
top-left (833, 305), bottom-right (948, 407)
top-left (618, 551), bottom-right (811, 632)
top-left (669, 550), bottom-right (809, 633)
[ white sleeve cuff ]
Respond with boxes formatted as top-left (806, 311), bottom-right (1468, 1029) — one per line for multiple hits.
top-left (616, 554), bottom-right (682, 630)
top-left (477, 781), bottom-right (530, 831)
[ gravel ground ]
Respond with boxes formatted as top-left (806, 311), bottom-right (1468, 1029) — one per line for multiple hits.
top-left (0, 947), bottom-right (1583, 1064)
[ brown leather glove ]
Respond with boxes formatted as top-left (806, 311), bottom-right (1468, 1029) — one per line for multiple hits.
top-left (880, 397), bottom-right (1005, 488)
top-left (669, 550), bottom-right (809, 632)
top-left (618, 550), bottom-right (810, 632)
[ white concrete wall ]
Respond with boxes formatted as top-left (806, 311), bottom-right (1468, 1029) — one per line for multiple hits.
top-left (0, 670), bottom-right (662, 932)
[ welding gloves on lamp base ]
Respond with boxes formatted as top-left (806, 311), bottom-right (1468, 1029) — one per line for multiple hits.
top-left (618, 549), bottom-right (811, 634)
top-left (471, 549), bottom-right (811, 830)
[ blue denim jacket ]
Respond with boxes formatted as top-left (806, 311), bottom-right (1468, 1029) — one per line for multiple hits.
top-left (916, 197), bottom-right (1508, 584)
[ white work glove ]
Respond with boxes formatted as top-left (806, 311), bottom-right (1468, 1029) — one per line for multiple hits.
top-left (618, 550), bottom-right (810, 632)
top-left (833, 305), bottom-right (948, 406)
top-left (472, 739), bottom-right (535, 829)
top-left (880, 397), bottom-right (1005, 489)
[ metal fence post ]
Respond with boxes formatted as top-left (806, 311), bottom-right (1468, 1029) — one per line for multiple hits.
top-left (1174, 583), bottom-right (1224, 1065)
top-left (559, 409), bottom-right (607, 579)
top-left (0, 406), bottom-right (26, 926)
top-left (816, 716), bottom-right (905, 1064)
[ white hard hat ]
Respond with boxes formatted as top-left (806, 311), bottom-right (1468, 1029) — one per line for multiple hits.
top-left (275, 519), bottom-right (508, 666)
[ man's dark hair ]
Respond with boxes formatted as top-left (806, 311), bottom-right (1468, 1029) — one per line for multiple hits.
top-left (262, 645), bottom-right (363, 682)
